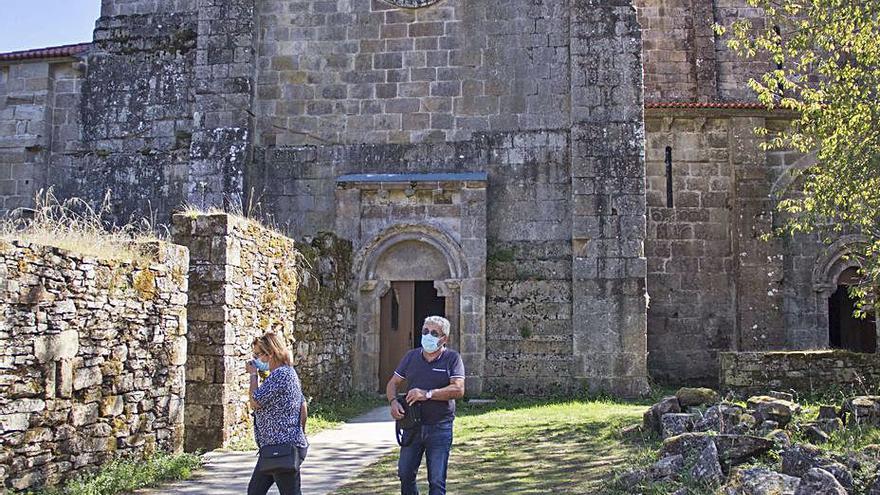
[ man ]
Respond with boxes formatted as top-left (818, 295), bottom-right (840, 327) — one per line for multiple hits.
top-left (386, 315), bottom-right (465, 495)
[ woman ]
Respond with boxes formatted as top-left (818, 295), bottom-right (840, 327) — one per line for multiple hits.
top-left (247, 331), bottom-right (309, 495)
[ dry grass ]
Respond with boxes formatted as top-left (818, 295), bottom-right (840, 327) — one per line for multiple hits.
top-left (0, 189), bottom-right (158, 262)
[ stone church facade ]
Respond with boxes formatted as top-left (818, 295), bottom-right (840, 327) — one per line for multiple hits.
top-left (0, 0), bottom-right (875, 397)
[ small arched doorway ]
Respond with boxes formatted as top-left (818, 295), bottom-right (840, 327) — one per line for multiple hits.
top-left (375, 239), bottom-right (452, 389)
top-left (828, 267), bottom-right (877, 353)
top-left (352, 224), bottom-right (474, 393)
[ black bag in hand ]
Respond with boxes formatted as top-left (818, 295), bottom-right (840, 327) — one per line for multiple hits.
top-left (395, 393), bottom-right (422, 447)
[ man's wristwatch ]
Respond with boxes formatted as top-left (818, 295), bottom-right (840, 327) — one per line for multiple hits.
top-left (426, 389), bottom-right (433, 400)
top-left (389, 397), bottom-right (398, 404)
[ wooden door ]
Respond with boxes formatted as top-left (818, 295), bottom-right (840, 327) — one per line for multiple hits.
top-left (379, 282), bottom-right (415, 390)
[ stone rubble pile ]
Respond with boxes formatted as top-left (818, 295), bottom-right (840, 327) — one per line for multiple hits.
top-left (621, 388), bottom-right (880, 494)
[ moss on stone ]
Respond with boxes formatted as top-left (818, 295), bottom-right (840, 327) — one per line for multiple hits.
top-left (133, 270), bottom-right (157, 300)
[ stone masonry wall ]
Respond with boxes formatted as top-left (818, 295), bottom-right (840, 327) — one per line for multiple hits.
top-left (255, 0), bottom-right (570, 146)
top-left (645, 113), bottom-right (736, 385)
top-left (292, 232), bottom-right (355, 398)
top-left (251, 130), bottom-right (574, 395)
top-left (0, 57), bottom-right (85, 217)
top-left (0, 240), bottom-right (189, 493)
top-left (645, 110), bottom-right (844, 386)
top-left (720, 350), bottom-right (880, 395)
top-left (172, 213), bottom-right (353, 451)
top-left (49, 5), bottom-right (198, 224)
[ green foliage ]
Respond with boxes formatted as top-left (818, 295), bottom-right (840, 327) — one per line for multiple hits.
top-left (716, 0), bottom-right (880, 311)
top-left (30, 452), bottom-right (201, 495)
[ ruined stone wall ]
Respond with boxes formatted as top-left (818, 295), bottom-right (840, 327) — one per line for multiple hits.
top-left (255, 0), bottom-right (570, 146)
top-left (292, 232), bottom-right (355, 398)
top-left (172, 213), bottom-right (353, 451)
top-left (0, 240), bottom-right (188, 493)
top-left (720, 350), bottom-right (880, 395)
top-left (48, 3), bottom-right (197, 223)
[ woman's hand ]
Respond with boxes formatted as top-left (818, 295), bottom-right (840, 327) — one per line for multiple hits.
top-left (245, 360), bottom-right (257, 375)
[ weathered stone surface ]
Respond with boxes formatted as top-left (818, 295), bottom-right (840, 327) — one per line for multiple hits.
top-left (713, 434), bottom-right (775, 468)
top-left (747, 396), bottom-right (801, 427)
top-left (33, 330), bottom-right (79, 363)
top-left (660, 432), bottom-right (713, 459)
top-left (781, 444), bottom-right (831, 478)
top-left (843, 396), bottom-right (880, 426)
top-left (818, 405), bottom-right (838, 420)
top-left (661, 413), bottom-right (698, 439)
top-left (0, 240), bottom-right (189, 492)
top-left (819, 462), bottom-right (853, 491)
top-left (720, 352), bottom-right (880, 397)
top-left (793, 468), bottom-right (847, 495)
top-left (723, 467), bottom-right (801, 495)
top-left (691, 440), bottom-right (724, 486)
top-left (804, 425), bottom-right (830, 444)
top-left (173, 214), bottom-right (353, 451)
top-left (644, 396), bottom-right (682, 435)
top-left (768, 429), bottom-right (792, 449)
top-left (676, 387), bottom-right (720, 407)
top-left (650, 454), bottom-right (684, 481)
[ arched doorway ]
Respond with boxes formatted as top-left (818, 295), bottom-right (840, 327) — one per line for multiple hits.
top-left (352, 224), bottom-right (477, 393)
top-left (375, 239), bottom-right (452, 390)
top-left (828, 267), bottom-right (877, 353)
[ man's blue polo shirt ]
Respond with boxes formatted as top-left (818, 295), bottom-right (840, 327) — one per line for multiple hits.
top-left (394, 347), bottom-right (466, 425)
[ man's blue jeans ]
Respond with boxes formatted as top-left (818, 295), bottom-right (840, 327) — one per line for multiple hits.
top-left (398, 420), bottom-right (454, 495)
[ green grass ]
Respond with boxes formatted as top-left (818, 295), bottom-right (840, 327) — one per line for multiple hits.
top-left (29, 452), bottom-right (201, 495)
top-left (334, 397), bottom-right (651, 495)
top-left (226, 392), bottom-right (385, 451)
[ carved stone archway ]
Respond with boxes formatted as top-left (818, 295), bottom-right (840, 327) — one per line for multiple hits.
top-left (351, 224), bottom-right (480, 393)
top-left (811, 235), bottom-right (878, 350)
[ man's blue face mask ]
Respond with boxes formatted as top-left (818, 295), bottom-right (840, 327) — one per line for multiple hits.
top-left (421, 333), bottom-right (441, 353)
top-left (421, 326), bottom-right (444, 352)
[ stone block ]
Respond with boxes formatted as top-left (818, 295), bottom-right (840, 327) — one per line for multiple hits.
top-left (33, 330), bottom-right (79, 363)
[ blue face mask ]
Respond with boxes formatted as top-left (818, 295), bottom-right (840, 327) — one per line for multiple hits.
top-left (253, 358), bottom-right (270, 372)
top-left (421, 334), bottom-right (442, 353)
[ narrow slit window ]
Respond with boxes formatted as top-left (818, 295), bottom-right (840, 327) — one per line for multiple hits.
top-left (665, 146), bottom-right (674, 208)
top-left (773, 26), bottom-right (783, 70)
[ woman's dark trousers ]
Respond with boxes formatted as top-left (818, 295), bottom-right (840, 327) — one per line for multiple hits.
top-left (247, 446), bottom-right (308, 495)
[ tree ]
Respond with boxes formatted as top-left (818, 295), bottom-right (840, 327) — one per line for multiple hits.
top-left (717, 0), bottom-right (880, 314)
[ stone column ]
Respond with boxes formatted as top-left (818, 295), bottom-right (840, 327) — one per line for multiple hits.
top-left (188, 0), bottom-right (257, 208)
top-left (569, 0), bottom-right (649, 397)
top-left (729, 117), bottom-right (786, 350)
top-left (459, 184), bottom-right (487, 396)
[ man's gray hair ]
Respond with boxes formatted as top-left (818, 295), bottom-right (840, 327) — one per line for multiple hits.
top-left (423, 315), bottom-right (451, 337)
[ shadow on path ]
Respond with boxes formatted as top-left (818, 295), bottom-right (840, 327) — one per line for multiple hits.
top-left (137, 406), bottom-right (396, 495)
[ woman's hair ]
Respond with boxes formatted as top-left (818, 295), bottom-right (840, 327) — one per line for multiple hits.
top-left (253, 331), bottom-right (292, 366)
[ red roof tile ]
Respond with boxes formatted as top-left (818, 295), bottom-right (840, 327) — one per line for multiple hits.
top-left (645, 101), bottom-right (769, 110)
top-left (0, 43), bottom-right (91, 62)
